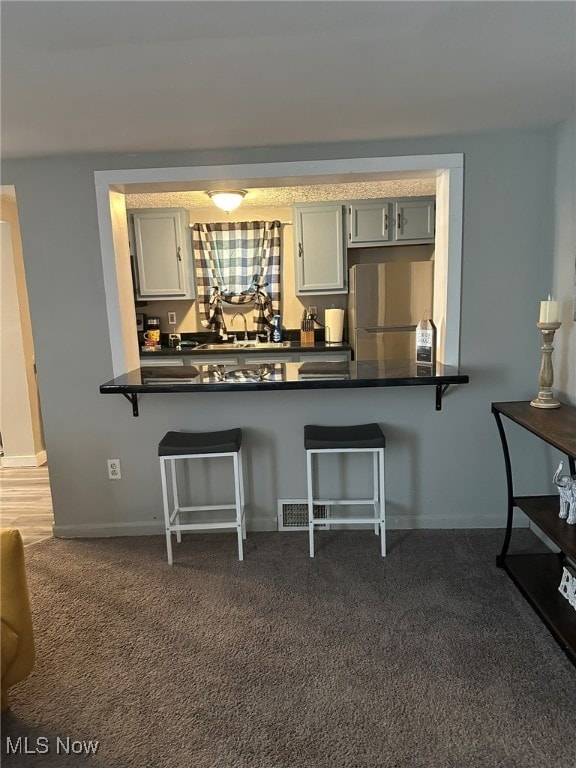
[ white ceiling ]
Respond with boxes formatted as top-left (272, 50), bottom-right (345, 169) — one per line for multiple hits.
top-left (1, 1), bottom-right (575, 161)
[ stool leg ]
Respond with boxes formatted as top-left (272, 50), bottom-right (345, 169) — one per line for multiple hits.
top-left (238, 447), bottom-right (247, 540)
top-left (379, 448), bottom-right (386, 557)
top-left (233, 452), bottom-right (244, 561)
top-left (170, 459), bottom-right (182, 544)
top-left (160, 457), bottom-right (173, 565)
top-left (307, 450), bottom-right (315, 558)
top-left (373, 451), bottom-right (379, 535)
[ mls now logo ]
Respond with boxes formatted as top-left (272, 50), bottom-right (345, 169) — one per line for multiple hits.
top-left (5, 736), bottom-right (99, 755)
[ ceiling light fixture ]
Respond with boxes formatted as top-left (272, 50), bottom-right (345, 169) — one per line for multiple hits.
top-left (207, 190), bottom-right (247, 213)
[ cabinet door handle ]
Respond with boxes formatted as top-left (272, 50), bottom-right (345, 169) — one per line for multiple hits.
top-left (177, 246), bottom-right (182, 261)
top-left (397, 213), bottom-right (402, 230)
top-left (298, 242), bottom-right (303, 258)
top-left (383, 212), bottom-right (388, 233)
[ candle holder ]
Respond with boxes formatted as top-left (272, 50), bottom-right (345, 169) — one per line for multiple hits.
top-left (530, 321), bottom-right (562, 409)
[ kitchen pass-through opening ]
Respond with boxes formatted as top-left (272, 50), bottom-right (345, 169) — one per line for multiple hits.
top-left (95, 153), bottom-right (463, 377)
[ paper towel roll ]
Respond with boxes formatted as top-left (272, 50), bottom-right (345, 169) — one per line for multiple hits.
top-left (325, 308), bottom-right (345, 344)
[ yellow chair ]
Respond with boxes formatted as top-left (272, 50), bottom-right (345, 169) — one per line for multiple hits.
top-left (1, 529), bottom-right (35, 711)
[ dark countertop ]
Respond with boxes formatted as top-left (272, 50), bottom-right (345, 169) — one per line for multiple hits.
top-left (103, 359), bottom-right (468, 392)
top-left (101, 360), bottom-right (469, 416)
top-left (139, 341), bottom-right (351, 357)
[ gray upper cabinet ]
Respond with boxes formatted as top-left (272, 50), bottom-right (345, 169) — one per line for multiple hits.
top-left (347, 197), bottom-right (435, 248)
top-left (394, 199), bottom-right (435, 241)
top-left (348, 201), bottom-right (391, 245)
top-left (128, 208), bottom-right (195, 300)
top-left (294, 203), bottom-right (347, 294)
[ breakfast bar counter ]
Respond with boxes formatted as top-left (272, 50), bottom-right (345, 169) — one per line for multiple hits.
top-left (100, 359), bottom-right (469, 416)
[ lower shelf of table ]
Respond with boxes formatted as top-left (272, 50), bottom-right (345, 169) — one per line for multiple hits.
top-left (502, 552), bottom-right (576, 663)
top-left (515, 495), bottom-right (576, 562)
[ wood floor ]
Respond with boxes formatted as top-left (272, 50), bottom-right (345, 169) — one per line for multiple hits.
top-left (0, 466), bottom-right (54, 545)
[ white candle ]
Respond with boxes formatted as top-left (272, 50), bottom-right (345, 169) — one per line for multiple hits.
top-left (539, 296), bottom-right (559, 323)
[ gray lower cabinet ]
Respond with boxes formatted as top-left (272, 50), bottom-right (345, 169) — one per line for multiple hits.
top-left (296, 352), bottom-right (349, 362)
top-left (348, 197), bottom-right (435, 247)
top-left (128, 208), bottom-right (195, 300)
top-left (141, 350), bottom-right (351, 370)
top-left (293, 203), bottom-right (347, 295)
top-left (244, 354), bottom-right (297, 364)
top-left (192, 354), bottom-right (298, 366)
top-left (140, 357), bottom-right (185, 366)
top-left (183, 355), bottom-right (240, 366)
top-left (245, 351), bottom-right (351, 364)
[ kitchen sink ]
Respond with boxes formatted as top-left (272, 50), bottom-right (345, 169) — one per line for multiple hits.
top-left (208, 366), bottom-right (275, 383)
top-left (195, 341), bottom-right (291, 351)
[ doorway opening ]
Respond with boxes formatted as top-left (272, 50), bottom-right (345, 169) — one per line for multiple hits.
top-left (0, 186), bottom-right (54, 544)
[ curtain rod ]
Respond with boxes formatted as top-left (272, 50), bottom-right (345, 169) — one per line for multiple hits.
top-left (189, 221), bottom-right (292, 226)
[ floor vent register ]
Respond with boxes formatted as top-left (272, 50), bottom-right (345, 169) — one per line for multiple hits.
top-left (277, 499), bottom-right (329, 531)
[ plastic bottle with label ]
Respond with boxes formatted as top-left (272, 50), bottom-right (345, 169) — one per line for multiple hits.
top-left (271, 315), bottom-right (283, 343)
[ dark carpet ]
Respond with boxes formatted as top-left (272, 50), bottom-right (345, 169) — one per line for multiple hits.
top-left (2, 529), bottom-right (575, 768)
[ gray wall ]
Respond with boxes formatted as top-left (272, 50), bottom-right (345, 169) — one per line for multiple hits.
top-left (1, 128), bottom-right (567, 536)
top-left (552, 114), bottom-right (576, 403)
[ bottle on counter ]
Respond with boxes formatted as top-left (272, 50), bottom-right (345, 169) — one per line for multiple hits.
top-left (415, 311), bottom-right (436, 365)
top-left (271, 315), bottom-right (283, 343)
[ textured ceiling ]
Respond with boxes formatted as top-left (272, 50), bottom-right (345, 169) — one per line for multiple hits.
top-left (126, 179), bottom-right (437, 210)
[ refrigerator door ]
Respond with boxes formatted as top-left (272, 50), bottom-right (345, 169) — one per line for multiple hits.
top-left (354, 328), bottom-right (415, 361)
top-left (350, 262), bottom-right (434, 329)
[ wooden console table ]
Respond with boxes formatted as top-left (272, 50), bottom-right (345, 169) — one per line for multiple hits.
top-left (492, 401), bottom-right (576, 663)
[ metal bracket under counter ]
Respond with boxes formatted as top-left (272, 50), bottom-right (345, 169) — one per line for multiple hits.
top-left (122, 392), bottom-right (139, 417)
top-left (436, 383), bottom-right (451, 411)
top-left (118, 383), bottom-right (454, 417)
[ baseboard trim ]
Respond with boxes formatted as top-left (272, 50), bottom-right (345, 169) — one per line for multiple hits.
top-left (53, 514), bottom-right (517, 539)
top-left (54, 516), bottom-right (278, 538)
top-left (386, 514), bottom-right (526, 530)
top-left (54, 522), bottom-right (165, 538)
top-left (1, 450), bottom-right (47, 468)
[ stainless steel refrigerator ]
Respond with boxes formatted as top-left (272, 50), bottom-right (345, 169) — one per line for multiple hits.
top-left (348, 262), bottom-right (434, 360)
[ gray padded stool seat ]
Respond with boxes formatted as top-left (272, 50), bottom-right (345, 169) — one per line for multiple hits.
top-left (159, 429), bottom-right (242, 456)
top-left (158, 429), bottom-right (246, 565)
top-left (304, 423), bottom-right (386, 451)
top-left (304, 423), bottom-right (386, 557)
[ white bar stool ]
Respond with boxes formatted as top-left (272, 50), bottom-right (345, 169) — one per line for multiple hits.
top-left (158, 428), bottom-right (246, 565)
top-left (304, 423), bottom-right (386, 558)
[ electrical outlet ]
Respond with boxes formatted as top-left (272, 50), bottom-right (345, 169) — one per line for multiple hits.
top-left (107, 459), bottom-right (122, 480)
top-left (168, 311), bottom-right (176, 325)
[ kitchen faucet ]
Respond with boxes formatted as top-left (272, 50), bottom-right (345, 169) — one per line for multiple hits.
top-left (231, 313), bottom-right (248, 340)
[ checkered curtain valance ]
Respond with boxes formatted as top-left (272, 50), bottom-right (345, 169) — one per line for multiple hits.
top-left (192, 221), bottom-right (281, 336)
